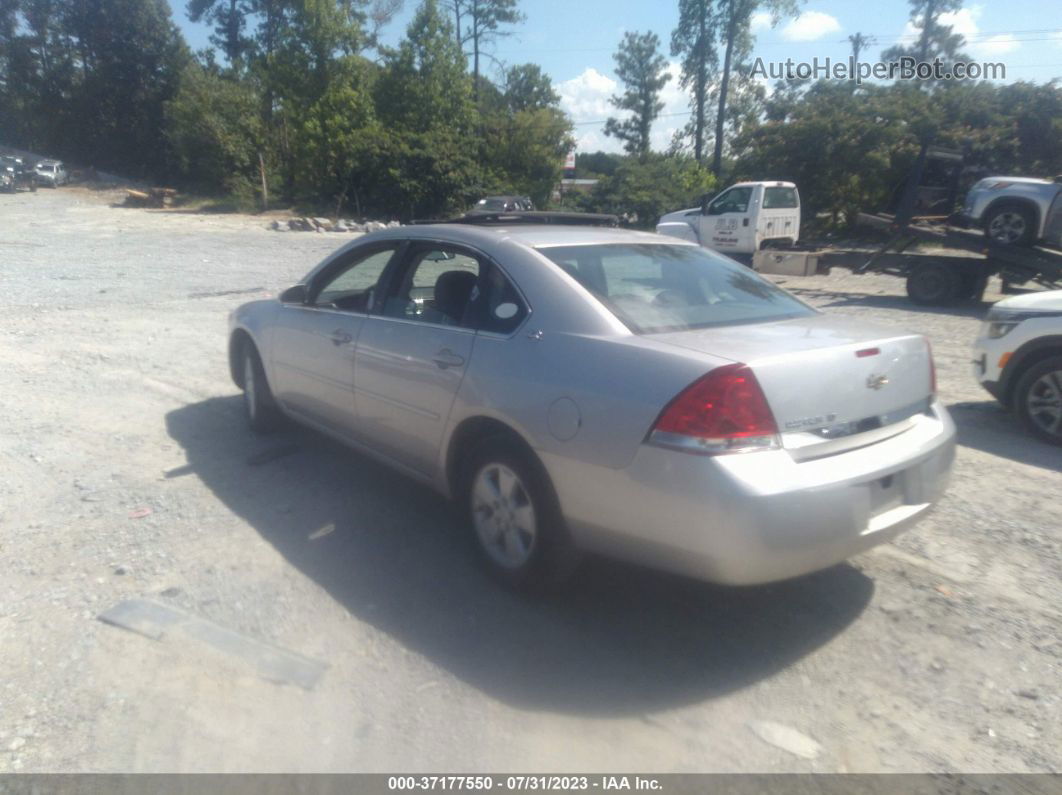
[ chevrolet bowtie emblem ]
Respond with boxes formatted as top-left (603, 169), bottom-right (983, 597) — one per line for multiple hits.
top-left (866, 374), bottom-right (889, 390)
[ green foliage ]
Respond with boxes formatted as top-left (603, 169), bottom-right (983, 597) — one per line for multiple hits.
top-left (671, 0), bottom-right (714, 161)
top-left (1, 0), bottom-right (189, 179)
top-left (881, 0), bottom-right (966, 65)
top-left (447, 0), bottom-right (524, 99)
top-left (165, 63), bottom-right (265, 194)
top-left (732, 79), bottom-right (1062, 230)
top-left (579, 154), bottom-right (717, 227)
top-left (371, 0), bottom-right (481, 218)
top-left (503, 63), bottom-right (559, 112)
top-left (604, 31), bottom-right (671, 159)
top-left (575, 151), bottom-right (622, 178)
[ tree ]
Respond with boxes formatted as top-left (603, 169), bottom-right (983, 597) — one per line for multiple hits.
top-left (446, 0), bottom-right (523, 102)
top-left (480, 64), bottom-right (571, 206)
top-left (0, 0), bottom-right (190, 178)
top-left (373, 0), bottom-right (481, 218)
top-left (708, 0), bottom-right (798, 177)
top-left (671, 0), bottom-right (715, 161)
top-left (502, 63), bottom-right (558, 112)
top-left (603, 31), bottom-right (671, 159)
top-left (186, 0), bottom-right (253, 65)
top-left (882, 0), bottom-right (965, 65)
top-left (165, 61), bottom-right (265, 196)
top-left (577, 154), bottom-right (716, 227)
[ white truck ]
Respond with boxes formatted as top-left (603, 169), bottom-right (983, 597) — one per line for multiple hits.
top-left (656, 181), bottom-right (801, 255)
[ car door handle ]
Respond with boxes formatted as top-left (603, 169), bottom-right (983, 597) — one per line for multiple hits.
top-left (331, 329), bottom-right (353, 346)
top-left (432, 349), bottom-right (465, 369)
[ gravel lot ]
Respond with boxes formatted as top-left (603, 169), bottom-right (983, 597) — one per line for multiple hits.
top-left (0, 187), bottom-right (1059, 773)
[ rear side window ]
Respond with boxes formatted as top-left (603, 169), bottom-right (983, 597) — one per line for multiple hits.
top-left (537, 244), bottom-right (815, 334)
top-left (763, 187), bottom-right (799, 208)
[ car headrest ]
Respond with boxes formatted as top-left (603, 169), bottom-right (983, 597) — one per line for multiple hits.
top-left (433, 270), bottom-right (478, 323)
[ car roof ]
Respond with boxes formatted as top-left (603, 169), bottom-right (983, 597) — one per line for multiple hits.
top-left (728, 181), bottom-right (797, 189)
top-left (392, 223), bottom-right (698, 250)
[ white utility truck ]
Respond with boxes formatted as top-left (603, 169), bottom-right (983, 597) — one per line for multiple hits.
top-left (656, 181), bottom-right (801, 255)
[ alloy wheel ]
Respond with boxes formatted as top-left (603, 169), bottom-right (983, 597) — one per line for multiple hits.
top-left (471, 463), bottom-right (537, 569)
top-left (1025, 369), bottom-right (1062, 439)
top-left (988, 212), bottom-right (1027, 244)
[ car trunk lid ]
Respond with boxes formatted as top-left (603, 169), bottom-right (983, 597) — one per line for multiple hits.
top-left (648, 315), bottom-right (933, 453)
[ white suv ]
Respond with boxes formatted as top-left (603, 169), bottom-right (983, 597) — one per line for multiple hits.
top-left (973, 290), bottom-right (1062, 445)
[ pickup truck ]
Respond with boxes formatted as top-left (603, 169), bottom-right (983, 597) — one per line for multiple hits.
top-left (959, 176), bottom-right (1062, 249)
top-left (656, 181), bottom-right (800, 255)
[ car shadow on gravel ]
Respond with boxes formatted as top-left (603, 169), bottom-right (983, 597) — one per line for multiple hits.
top-left (166, 396), bottom-right (874, 717)
top-left (949, 401), bottom-right (1062, 473)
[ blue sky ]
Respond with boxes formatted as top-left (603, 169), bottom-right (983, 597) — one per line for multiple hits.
top-left (167, 0), bottom-right (1062, 152)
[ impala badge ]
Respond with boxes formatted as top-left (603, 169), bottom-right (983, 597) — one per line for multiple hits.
top-left (866, 373), bottom-right (889, 390)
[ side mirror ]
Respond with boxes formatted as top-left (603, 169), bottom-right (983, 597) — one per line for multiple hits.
top-left (279, 284), bottom-right (308, 304)
top-left (700, 193), bottom-right (716, 214)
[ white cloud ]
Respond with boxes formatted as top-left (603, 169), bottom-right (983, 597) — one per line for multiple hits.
top-left (558, 68), bottom-right (617, 123)
top-left (896, 5), bottom-right (1021, 58)
top-left (781, 11), bottom-right (841, 42)
top-left (750, 11), bottom-right (772, 32)
top-left (972, 34), bottom-right (1019, 56)
top-left (937, 7), bottom-right (981, 39)
top-left (560, 64), bottom-right (692, 154)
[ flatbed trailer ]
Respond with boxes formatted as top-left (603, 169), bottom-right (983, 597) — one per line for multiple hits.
top-left (752, 143), bottom-right (1062, 306)
top-left (843, 212), bottom-right (1062, 305)
top-left (756, 218), bottom-right (1062, 306)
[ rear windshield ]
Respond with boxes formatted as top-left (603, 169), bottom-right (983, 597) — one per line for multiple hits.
top-left (537, 243), bottom-right (815, 333)
top-left (763, 186), bottom-right (799, 208)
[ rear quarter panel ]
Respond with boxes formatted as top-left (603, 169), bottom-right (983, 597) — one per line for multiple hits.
top-left (449, 330), bottom-right (733, 474)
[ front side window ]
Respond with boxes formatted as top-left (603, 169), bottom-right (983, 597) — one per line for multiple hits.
top-left (537, 243), bottom-right (815, 334)
top-left (313, 246), bottom-right (398, 312)
top-left (707, 186), bottom-right (753, 215)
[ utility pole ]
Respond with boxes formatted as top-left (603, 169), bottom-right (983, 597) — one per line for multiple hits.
top-left (848, 32), bottom-right (875, 62)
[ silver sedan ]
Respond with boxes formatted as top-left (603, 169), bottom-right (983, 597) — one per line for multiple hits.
top-left (229, 217), bottom-right (956, 588)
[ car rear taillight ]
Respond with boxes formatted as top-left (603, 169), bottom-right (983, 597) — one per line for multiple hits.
top-left (649, 364), bottom-right (780, 455)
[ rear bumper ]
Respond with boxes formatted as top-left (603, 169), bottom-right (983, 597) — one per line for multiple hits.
top-left (546, 400), bottom-right (956, 585)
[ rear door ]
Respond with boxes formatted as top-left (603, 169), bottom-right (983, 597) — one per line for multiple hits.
top-left (697, 185), bottom-right (757, 254)
top-left (353, 243), bottom-right (531, 474)
top-left (269, 242), bottom-right (402, 436)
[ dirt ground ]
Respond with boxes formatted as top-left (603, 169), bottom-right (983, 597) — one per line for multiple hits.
top-left (0, 187), bottom-right (1059, 774)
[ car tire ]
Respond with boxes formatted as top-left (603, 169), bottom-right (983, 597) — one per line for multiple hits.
top-left (1014, 355), bottom-right (1062, 446)
top-left (906, 261), bottom-right (960, 305)
top-left (984, 203), bottom-right (1035, 247)
top-left (240, 341), bottom-right (283, 433)
top-left (461, 436), bottom-right (581, 591)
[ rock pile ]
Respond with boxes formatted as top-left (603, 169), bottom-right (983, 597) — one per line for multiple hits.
top-left (271, 218), bottom-right (400, 233)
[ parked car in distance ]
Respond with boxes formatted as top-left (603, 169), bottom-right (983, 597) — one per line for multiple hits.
top-left (229, 214), bottom-right (955, 590)
top-left (973, 289), bottom-right (1062, 445)
top-left (35, 159), bottom-right (68, 187)
top-left (0, 156), bottom-right (37, 192)
top-left (960, 176), bottom-right (1062, 249)
top-left (657, 181), bottom-right (801, 255)
top-left (473, 195), bottom-right (534, 213)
